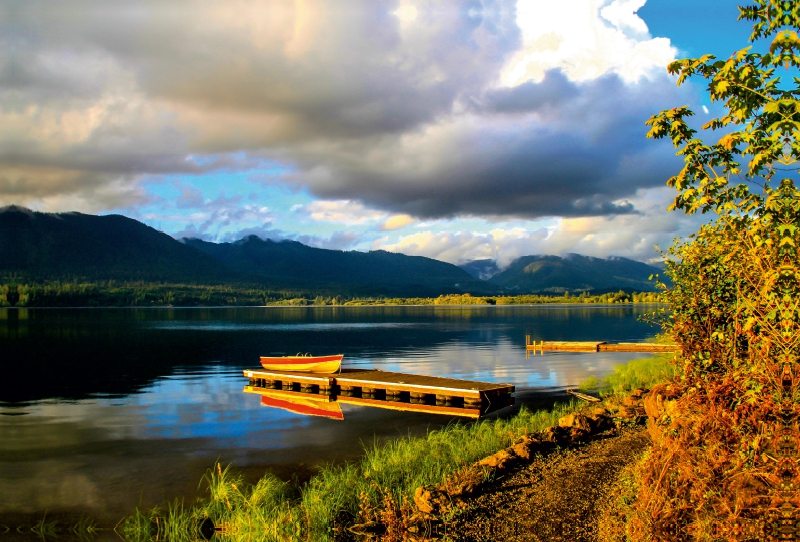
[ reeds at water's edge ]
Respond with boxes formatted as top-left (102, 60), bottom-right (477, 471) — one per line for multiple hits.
top-left (119, 355), bottom-right (676, 542)
top-left (578, 354), bottom-right (676, 396)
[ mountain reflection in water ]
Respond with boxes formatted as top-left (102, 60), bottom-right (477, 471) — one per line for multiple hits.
top-left (0, 305), bottom-right (661, 525)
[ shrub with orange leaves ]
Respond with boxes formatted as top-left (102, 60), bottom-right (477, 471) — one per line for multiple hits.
top-left (615, 2), bottom-right (800, 540)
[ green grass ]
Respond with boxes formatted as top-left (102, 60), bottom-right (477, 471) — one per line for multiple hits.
top-left (120, 403), bottom-right (580, 542)
top-left (578, 354), bottom-right (677, 395)
top-left (120, 355), bottom-right (677, 542)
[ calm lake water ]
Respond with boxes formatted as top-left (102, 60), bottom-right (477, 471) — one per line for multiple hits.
top-left (0, 305), bottom-right (662, 525)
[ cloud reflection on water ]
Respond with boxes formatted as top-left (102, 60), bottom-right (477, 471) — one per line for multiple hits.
top-left (0, 305), bottom-right (661, 520)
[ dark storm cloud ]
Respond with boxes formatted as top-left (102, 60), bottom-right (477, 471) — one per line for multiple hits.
top-left (5, 0), bottom-right (519, 139)
top-left (1, 0), bottom-right (524, 210)
top-left (274, 71), bottom-right (689, 219)
top-left (1, 0), bottom-right (690, 221)
top-left (482, 70), bottom-right (580, 113)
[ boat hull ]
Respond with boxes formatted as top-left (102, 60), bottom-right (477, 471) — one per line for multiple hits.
top-left (259, 354), bottom-right (343, 373)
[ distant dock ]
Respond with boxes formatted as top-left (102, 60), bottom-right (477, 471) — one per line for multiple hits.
top-left (525, 336), bottom-right (679, 354)
top-left (243, 368), bottom-right (515, 419)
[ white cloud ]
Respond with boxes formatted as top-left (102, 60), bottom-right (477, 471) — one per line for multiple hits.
top-left (500, 0), bottom-right (675, 85)
top-left (163, 195), bottom-right (275, 240)
top-left (300, 200), bottom-right (387, 225)
top-left (600, 0), bottom-right (649, 37)
top-left (378, 214), bottom-right (416, 231)
top-left (378, 227), bottom-right (548, 267)
top-left (298, 199), bottom-right (418, 232)
top-left (377, 187), bottom-right (706, 265)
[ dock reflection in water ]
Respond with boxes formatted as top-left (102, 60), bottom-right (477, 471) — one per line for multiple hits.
top-left (245, 386), bottom-right (515, 419)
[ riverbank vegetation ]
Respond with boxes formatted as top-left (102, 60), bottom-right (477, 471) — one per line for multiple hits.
top-left (0, 281), bottom-right (296, 307)
top-left (595, 3), bottom-right (800, 539)
top-left (343, 291), bottom-right (663, 306)
top-left (119, 355), bottom-right (672, 542)
top-left (578, 354), bottom-right (677, 396)
top-left (0, 280), bottom-right (663, 308)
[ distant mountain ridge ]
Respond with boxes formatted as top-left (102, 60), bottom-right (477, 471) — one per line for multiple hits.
top-left (0, 206), bottom-right (488, 296)
top-left (0, 205), bottom-right (241, 283)
top-left (183, 235), bottom-right (489, 296)
top-left (0, 206), bottom-right (663, 297)
top-left (487, 253), bottom-right (661, 293)
top-left (459, 259), bottom-right (501, 280)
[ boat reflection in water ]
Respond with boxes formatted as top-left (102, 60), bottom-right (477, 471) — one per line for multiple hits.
top-left (243, 384), bottom-right (515, 420)
top-left (256, 388), bottom-right (345, 420)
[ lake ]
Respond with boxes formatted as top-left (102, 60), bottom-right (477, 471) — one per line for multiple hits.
top-left (0, 305), bottom-right (662, 528)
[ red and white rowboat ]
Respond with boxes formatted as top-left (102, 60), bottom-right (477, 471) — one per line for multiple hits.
top-left (259, 353), bottom-right (343, 373)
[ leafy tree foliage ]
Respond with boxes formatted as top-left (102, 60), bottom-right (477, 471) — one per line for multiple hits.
top-left (615, 2), bottom-right (800, 539)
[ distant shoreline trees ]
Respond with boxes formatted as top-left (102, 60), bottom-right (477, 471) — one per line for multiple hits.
top-left (0, 280), bottom-right (664, 308)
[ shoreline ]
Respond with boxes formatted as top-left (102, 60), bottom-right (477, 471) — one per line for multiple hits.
top-left (445, 425), bottom-right (649, 541)
top-left (0, 424), bottom-right (651, 542)
top-left (0, 302), bottom-right (667, 310)
top-left (117, 355), bottom-right (672, 542)
top-left (2, 356), bottom-right (674, 541)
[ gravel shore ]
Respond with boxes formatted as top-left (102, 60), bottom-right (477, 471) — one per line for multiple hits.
top-left (443, 426), bottom-right (650, 542)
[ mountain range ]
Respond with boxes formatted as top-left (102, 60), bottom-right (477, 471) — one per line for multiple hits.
top-left (183, 235), bottom-right (489, 296)
top-left (0, 206), bottom-right (662, 296)
top-left (483, 254), bottom-right (662, 293)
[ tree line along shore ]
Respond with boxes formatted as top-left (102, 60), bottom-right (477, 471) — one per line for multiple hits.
top-left (0, 280), bottom-right (664, 308)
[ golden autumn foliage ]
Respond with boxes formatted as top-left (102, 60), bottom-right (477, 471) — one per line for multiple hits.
top-left (612, 2), bottom-right (800, 540)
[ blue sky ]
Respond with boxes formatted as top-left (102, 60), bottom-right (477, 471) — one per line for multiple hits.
top-left (0, 0), bottom-right (771, 265)
top-left (640, 0), bottom-right (751, 59)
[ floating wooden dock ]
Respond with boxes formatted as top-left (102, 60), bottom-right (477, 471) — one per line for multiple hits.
top-left (243, 368), bottom-right (515, 418)
top-left (525, 336), bottom-right (679, 354)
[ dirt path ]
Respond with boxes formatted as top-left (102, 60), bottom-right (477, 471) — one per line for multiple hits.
top-left (443, 427), bottom-right (650, 542)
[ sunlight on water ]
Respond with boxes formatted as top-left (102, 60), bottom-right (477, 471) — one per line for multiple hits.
top-left (0, 305), bottom-right (661, 523)
top-left (145, 321), bottom-right (425, 332)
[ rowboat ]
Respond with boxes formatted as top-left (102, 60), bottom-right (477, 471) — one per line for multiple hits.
top-left (259, 353), bottom-right (343, 373)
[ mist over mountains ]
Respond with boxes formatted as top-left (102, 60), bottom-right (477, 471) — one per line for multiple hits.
top-left (458, 259), bottom-right (501, 281)
top-left (0, 206), bottom-right (662, 296)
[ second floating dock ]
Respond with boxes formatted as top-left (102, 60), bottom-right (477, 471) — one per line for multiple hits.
top-left (525, 336), bottom-right (679, 353)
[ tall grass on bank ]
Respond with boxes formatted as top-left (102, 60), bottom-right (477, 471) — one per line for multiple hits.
top-left (120, 355), bottom-right (674, 542)
top-left (578, 354), bottom-right (677, 396)
top-left (120, 405), bottom-right (578, 542)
